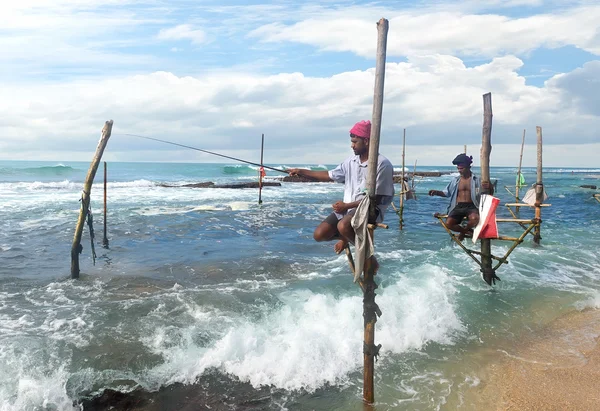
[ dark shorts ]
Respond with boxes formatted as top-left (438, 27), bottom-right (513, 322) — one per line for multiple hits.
top-left (448, 202), bottom-right (478, 221)
top-left (323, 212), bottom-right (341, 227)
top-left (322, 206), bottom-right (379, 230)
top-left (322, 210), bottom-right (357, 237)
top-left (323, 211), bottom-right (356, 227)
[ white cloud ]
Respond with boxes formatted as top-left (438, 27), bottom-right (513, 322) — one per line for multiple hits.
top-left (547, 61), bottom-right (600, 116)
top-left (249, 5), bottom-right (600, 57)
top-left (1, 1), bottom-right (599, 168)
top-left (158, 24), bottom-right (207, 45)
top-left (3, 1), bottom-right (600, 82)
top-left (0, 0), bottom-right (166, 79)
top-left (1, 55), bottom-right (598, 166)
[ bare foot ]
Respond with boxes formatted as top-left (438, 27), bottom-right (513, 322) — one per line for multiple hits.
top-left (457, 232), bottom-right (466, 242)
top-left (334, 239), bottom-right (348, 254)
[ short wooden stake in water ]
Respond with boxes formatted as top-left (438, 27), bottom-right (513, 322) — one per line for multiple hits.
top-left (102, 161), bottom-right (109, 248)
top-left (534, 126), bottom-right (544, 245)
top-left (391, 129), bottom-right (409, 228)
top-left (515, 129), bottom-right (526, 204)
top-left (71, 120), bottom-right (113, 279)
top-left (258, 133), bottom-right (265, 205)
top-left (480, 93), bottom-right (494, 285)
top-left (399, 129), bottom-right (406, 229)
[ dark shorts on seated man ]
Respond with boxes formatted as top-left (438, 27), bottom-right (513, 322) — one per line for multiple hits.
top-left (448, 202), bottom-right (478, 221)
top-left (322, 211), bottom-right (356, 238)
top-left (322, 204), bottom-right (381, 234)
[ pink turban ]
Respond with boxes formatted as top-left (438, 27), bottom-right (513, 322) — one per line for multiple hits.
top-left (349, 120), bottom-right (371, 139)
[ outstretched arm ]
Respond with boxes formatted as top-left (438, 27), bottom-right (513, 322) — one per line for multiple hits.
top-left (286, 168), bottom-right (332, 182)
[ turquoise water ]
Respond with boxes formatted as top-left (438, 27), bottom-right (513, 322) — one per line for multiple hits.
top-left (0, 160), bottom-right (599, 410)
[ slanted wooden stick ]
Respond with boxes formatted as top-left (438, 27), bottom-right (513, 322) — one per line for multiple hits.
top-left (71, 120), bottom-right (113, 278)
top-left (534, 126), bottom-right (544, 244)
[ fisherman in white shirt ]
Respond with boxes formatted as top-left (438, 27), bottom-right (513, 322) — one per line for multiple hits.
top-left (286, 120), bottom-right (394, 270)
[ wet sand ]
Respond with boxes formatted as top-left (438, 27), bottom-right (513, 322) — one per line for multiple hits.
top-left (463, 307), bottom-right (600, 410)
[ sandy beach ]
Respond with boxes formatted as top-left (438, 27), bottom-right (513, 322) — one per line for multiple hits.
top-left (462, 307), bottom-right (600, 410)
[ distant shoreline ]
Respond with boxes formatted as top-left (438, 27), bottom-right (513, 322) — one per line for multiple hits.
top-left (1, 159), bottom-right (599, 171)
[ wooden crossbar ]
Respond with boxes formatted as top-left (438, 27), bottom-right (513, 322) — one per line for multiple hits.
top-left (495, 235), bottom-right (522, 241)
top-left (435, 215), bottom-right (536, 223)
top-left (368, 223), bottom-right (389, 230)
top-left (496, 218), bottom-right (535, 223)
top-left (505, 203), bottom-right (551, 207)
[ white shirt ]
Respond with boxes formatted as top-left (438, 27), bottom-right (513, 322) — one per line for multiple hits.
top-left (328, 153), bottom-right (394, 221)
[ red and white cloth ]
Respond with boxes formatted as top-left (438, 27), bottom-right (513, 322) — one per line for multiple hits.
top-left (472, 194), bottom-right (500, 243)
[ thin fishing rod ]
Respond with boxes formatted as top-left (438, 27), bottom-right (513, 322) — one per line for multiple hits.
top-left (121, 133), bottom-right (289, 174)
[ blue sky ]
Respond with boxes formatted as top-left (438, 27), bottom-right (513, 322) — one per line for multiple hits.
top-left (1, 0), bottom-right (599, 166)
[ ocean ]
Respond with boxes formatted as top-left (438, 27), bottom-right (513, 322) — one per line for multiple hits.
top-left (1, 160), bottom-right (599, 410)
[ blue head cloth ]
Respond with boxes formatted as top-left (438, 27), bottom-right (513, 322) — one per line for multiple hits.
top-left (452, 153), bottom-right (473, 166)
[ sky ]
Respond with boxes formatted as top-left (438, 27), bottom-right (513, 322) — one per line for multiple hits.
top-left (1, 0), bottom-right (599, 167)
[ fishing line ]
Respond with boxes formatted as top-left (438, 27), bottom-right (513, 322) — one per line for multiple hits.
top-left (120, 133), bottom-right (289, 174)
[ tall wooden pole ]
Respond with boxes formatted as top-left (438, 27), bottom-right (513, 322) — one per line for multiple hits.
top-left (399, 129), bottom-right (406, 230)
top-left (102, 161), bottom-right (109, 248)
top-left (515, 129), bottom-right (526, 201)
top-left (464, 144), bottom-right (467, 154)
top-left (514, 129), bottom-right (526, 217)
top-left (258, 133), bottom-right (265, 205)
top-left (363, 17), bottom-right (388, 405)
top-left (534, 126), bottom-right (543, 245)
top-left (480, 93), bottom-right (495, 286)
top-left (71, 120), bottom-right (113, 279)
top-left (366, 20), bottom-right (387, 199)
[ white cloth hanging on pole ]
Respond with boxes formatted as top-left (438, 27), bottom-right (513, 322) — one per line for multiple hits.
top-left (522, 185), bottom-right (548, 205)
top-left (351, 196), bottom-right (374, 283)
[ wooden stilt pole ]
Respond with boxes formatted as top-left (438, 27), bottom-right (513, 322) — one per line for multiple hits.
top-left (480, 93), bottom-right (497, 286)
top-left (362, 17), bottom-right (388, 405)
top-left (515, 129), bottom-right (526, 202)
top-left (102, 161), bottom-right (109, 248)
top-left (464, 144), bottom-right (467, 154)
top-left (412, 160), bottom-right (417, 191)
top-left (399, 129), bottom-right (406, 229)
top-left (258, 133), bottom-right (265, 205)
top-left (514, 129), bottom-right (526, 219)
top-left (71, 120), bottom-right (113, 279)
top-left (534, 126), bottom-right (543, 245)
